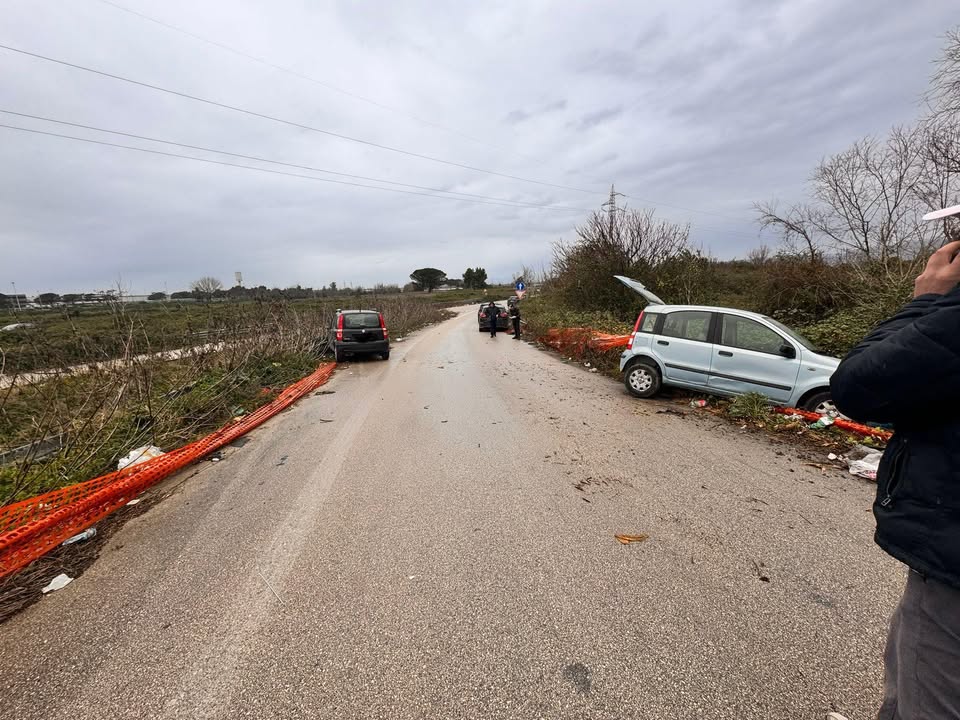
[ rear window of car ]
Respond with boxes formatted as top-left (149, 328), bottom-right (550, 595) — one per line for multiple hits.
top-left (639, 313), bottom-right (658, 333)
top-left (660, 311), bottom-right (711, 342)
top-left (342, 313), bottom-right (381, 329)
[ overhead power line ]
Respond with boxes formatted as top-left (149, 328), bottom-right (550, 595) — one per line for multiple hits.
top-left (0, 108), bottom-right (760, 239)
top-left (0, 109), bottom-right (593, 210)
top-left (92, 0), bottom-right (536, 160)
top-left (0, 122), bottom-right (595, 212)
top-left (0, 43), bottom-right (600, 196)
top-left (90, 0), bottom-right (746, 222)
top-left (0, 42), bottom-right (745, 223)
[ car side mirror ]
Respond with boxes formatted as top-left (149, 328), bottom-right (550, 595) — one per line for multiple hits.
top-left (779, 344), bottom-right (797, 359)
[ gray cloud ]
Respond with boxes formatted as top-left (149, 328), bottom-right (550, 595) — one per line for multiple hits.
top-left (0, 0), bottom-right (956, 295)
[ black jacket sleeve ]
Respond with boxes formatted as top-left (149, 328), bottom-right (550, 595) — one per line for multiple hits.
top-left (830, 288), bottom-right (960, 423)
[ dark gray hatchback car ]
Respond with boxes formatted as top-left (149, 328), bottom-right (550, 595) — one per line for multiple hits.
top-left (331, 310), bottom-right (390, 362)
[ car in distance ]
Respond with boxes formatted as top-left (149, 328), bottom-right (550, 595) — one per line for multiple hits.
top-left (477, 303), bottom-right (510, 332)
top-left (615, 276), bottom-right (840, 413)
top-left (330, 309), bottom-right (390, 362)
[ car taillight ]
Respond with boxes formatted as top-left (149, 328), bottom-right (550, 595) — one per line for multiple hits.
top-left (379, 313), bottom-right (388, 339)
top-left (500, 312), bottom-right (507, 318)
top-left (627, 311), bottom-right (644, 350)
top-left (336, 314), bottom-right (343, 342)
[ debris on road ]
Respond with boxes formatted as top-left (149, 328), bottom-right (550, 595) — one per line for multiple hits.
top-left (276, 455), bottom-right (288, 467)
top-left (847, 445), bottom-right (883, 481)
top-left (209, 451), bottom-right (223, 463)
top-left (61, 528), bottom-right (96, 546)
top-left (656, 408), bottom-right (686, 418)
top-left (126, 498), bottom-right (142, 506)
top-left (614, 533), bottom-right (649, 545)
top-left (752, 560), bottom-right (771, 583)
top-left (827, 453), bottom-right (838, 461)
top-left (314, 390), bottom-right (336, 396)
top-left (690, 399), bottom-right (708, 408)
top-left (117, 445), bottom-right (164, 471)
top-left (41, 574), bottom-right (73, 594)
top-left (809, 416), bottom-right (835, 429)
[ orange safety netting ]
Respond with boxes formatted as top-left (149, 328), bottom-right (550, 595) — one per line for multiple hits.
top-left (774, 406), bottom-right (893, 442)
top-left (540, 328), bottom-right (631, 356)
top-left (0, 362), bottom-right (336, 580)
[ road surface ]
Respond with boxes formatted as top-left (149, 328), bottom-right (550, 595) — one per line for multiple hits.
top-left (0, 306), bottom-right (904, 719)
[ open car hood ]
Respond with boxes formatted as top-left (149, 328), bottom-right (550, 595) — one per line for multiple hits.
top-left (614, 275), bottom-right (666, 306)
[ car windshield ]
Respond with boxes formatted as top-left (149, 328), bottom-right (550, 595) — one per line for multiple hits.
top-left (342, 313), bottom-right (381, 329)
top-left (762, 316), bottom-right (817, 352)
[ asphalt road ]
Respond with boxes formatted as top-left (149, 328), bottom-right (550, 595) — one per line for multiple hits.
top-left (0, 306), bottom-right (904, 719)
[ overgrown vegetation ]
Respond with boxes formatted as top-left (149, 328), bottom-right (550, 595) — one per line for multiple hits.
top-left (526, 29), bottom-right (960, 360)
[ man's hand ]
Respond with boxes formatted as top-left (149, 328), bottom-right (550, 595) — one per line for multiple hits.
top-left (914, 240), bottom-right (960, 298)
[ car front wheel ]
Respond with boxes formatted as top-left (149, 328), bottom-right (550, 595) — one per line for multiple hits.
top-left (624, 360), bottom-right (661, 398)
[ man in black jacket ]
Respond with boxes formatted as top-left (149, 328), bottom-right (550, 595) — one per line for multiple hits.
top-left (831, 237), bottom-right (960, 719)
top-left (483, 302), bottom-right (500, 338)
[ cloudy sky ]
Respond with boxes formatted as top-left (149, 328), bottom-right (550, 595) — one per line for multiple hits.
top-left (1, 0), bottom-right (956, 296)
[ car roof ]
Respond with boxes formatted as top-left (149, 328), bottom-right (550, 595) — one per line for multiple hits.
top-left (336, 309), bottom-right (379, 314)
top-left (643, 304), bottom-right (771, 322)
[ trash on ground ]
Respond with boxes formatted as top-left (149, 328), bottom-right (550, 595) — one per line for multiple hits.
top-left (314, 390), bottom-right (336, 396)
top-left (126, 498), bottom-right (142, 506)
top-left (209, 451), bottom-right (223, 463)
top-left (752, 560), bottom-right (771, 583)
top-left (827, 453), bottom-right (838, 461)
top-left (395, 337), bottom-right (406, 342)
top-left (584, 362), bottom-right (591, 368)
top-left (690, 399), bottom-right (708, 408)
top-left (847, 444), bottom-right (883, 481)
top-left (42, 574), bottom-right (73, 594)
top-left (589, 368), bottom-right (599, 373)
top-left (62, 527), bottom-right (96, 546)
top-left (783, 413), bottom-right (804, 421)
top-left (809, 416), bottom-right (835, 429)
top-left (117, 445), bottom-right (164, 470)
top-left (614, 533), bottom-right (649, 545)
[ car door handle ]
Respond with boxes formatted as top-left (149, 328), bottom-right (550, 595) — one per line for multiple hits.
top-left (718, 351), bottom-right (733, 357)
top-left (657, 340), bottom-right (669, 346)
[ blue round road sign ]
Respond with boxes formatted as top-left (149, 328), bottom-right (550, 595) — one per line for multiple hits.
top-left (515, 281), bottom-right (525, 291)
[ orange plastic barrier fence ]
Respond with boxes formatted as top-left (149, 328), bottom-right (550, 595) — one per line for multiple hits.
top-left (0, 362), bottom-right (336, 580)
top-left (774, 406), bottom-right (893, 443)
top-left (541, 328), bottom-right (630, 356)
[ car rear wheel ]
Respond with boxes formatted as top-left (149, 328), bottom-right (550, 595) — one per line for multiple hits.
top-left (334, 347), bottom-right (343, 363)
top-left (624, 360), bottom-right (661, 398)
top-left (802, 390), bottom-right (834, 414)
top-left (382, 351), bottom-right (390, 360)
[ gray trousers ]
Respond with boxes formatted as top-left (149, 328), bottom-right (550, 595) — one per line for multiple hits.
top-left (879, 570), bottom-right (960, 719)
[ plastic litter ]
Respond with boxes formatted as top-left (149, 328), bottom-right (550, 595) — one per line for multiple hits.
top-left (61, 527), bottom-right (96, 546)
top-left (847, 445), bottom-right (883, 481)
top-left (589, 368), bottom-right (599, 373)
top-left (809, 416), bottom-right (835, 429)
top-left (41, 573), bottom-right (73, 594)
top-left (614, 533), bottom-right (649, 545)
top-left (690, 399), bottom-right (708, 408)
top-left (827, 453), bottom-right (838, 461)
top-left (126, 498), bottom-right (141, 506)
top-left (117, 445), bottom-right (164, 471)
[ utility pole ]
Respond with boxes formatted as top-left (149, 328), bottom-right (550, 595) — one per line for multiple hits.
top-left (601, 184), bottom-right (626, 240)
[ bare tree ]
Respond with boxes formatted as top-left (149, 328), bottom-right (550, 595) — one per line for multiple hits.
top-left (756, 127), bottom-right (942, 263)
top-left (754, 201), bottom-right (821, 263)
top-left (191, 276), bottom-right (223, 301)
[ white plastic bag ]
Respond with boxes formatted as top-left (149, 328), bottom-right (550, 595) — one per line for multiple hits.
top-left (117, 445), bottom-right (164, 470)
top-left (848, 448), bottom-right (883, 481)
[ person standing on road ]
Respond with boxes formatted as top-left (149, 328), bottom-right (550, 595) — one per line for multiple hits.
top-left (829, 220), bottom-right (960, 720)
top-left (509, 303), bottom-right (521, 339)
top-left (484, 301), bottom-right (500, 338)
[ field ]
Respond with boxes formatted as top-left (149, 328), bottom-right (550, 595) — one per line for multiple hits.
top-left (0, 291), bottom-right (483, 503)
